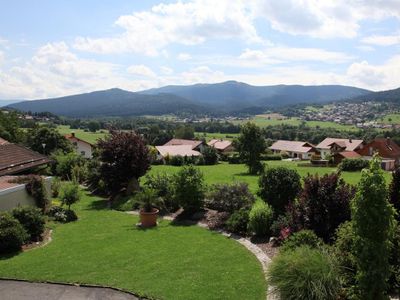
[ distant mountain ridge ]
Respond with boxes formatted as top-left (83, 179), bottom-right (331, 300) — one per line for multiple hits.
top-left (350, 86), bottom-right (400, 103)
top-left (7, 81), bottom-right (373, 117)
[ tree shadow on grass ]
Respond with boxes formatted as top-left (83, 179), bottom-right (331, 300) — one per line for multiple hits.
top-left (85, 199), bottom-right (109, 211)
top-left (0, 250), bottom-right (21, 261)
top-left (234, 172), bottom-right (257, 177)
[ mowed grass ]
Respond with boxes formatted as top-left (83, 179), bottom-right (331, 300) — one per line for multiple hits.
top-left (148, 161), bottom-right (392, 192)
top-left (56, 125), bottom-right (108, 144)
top-left (231, 116), bottom-right (358, 131)
top-left (0, 192), bottom-right (266, 300)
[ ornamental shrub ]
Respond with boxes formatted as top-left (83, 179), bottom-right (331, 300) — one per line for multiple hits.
top-left (205, 182), bottom-right (255, 213)
top-left (60, 182), bottom-right (81, 210)
top-left (280, 230), bottom-right (323, 253)
top-left (226, 208), bottom-right (250, 235)
top-left (51, 176), bottom-right (61, 198)
top-left (173, 165), bottom-right (205, 213)
top-left (248, 200), bottom-right (273, 237)
top-left (23, 175), bottom-right (50, 212)
top-left (12, 206), bottom-right (45, 241)
top-left (268, 246), bottom-right (340, 300)
top-left (202, 146), bottom-right (219, 165)
top-left (144, 173), bottom-right (178, 212)
top-left (169, 155), bottom-right (185, 166)
top-left (48, 206), bottom-right (77, 223)
top-left (0, 212), bottom-right (28, 254)
top-left (258, 166), bottom-right (301, 216)
top-left (339, 158), bottom-right (369, 171)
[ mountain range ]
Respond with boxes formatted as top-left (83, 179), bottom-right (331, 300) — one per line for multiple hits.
top-left (4, 80), bottom-right (398, 118)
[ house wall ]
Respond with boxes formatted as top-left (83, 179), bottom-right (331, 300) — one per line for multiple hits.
top-left (319, 149), bottom-right (331, 159)
top-left (0, 177), bottom-right (52, 211)
top-left (74, 141), bottom-right (92, 158)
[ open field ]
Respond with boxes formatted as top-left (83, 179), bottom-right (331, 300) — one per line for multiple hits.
top-left (195, 132), bottom-right (239, 141)
top-left (380, 113), bottom-right (400, 124)
top-left (148, 161), bottom-right (392, 191)
top-left (231, 116), bottom-right (358, 131)
top-left (0, 192), bottom-right (266, 300)
top-left (56, 125), bottom-right (108, 144)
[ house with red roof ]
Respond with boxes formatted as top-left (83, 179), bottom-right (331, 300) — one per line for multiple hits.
top-left (207, 139), bottom-right (234, 154)
top-left (65, 132), bottom-right (93, 158)
top-left (316, 138), bottom-right (364, 159)
top-left (357, 138), bottom-right (400, 170)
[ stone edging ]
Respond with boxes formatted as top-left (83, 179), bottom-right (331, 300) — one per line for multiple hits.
top-left (126, 211), bottom-right (278, 300)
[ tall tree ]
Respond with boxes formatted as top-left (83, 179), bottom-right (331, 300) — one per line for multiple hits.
top-left (0, 111), bottom-right (23, 143)
top-left (389, 167), bottom-right (400, 221)
top-left (97, 131), bottom-right (150, 200)
top-left (235, 122), bottom-right (265, 174)
top-left (352, 155), bottom-right (395, 299)
top-left (26, 126), bottom-right (71, 154)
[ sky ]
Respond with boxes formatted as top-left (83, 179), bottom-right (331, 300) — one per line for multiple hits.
top-left (0, 0), bottom-right (400, 100)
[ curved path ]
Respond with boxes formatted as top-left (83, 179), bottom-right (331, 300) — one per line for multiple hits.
top-left (0, 280), bottom-right (139, 300)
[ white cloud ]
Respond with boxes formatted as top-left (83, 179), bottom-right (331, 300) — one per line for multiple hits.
top-left (160, 66), bottom-right (173, 75)
top-left (177, 53), bottom-right (192, 61)
top-left (126, 64), bottom-right (156, 77)
top-left (361, 34), bottom-right (400, 46)
top-left (0, 42), bottom-right (155, 99)
top-left (74, 0), bottom-right (260, 56)
top-left (254, 0), bottom-right (400, 38)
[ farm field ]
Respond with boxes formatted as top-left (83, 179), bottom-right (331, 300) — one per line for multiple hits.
top-left (380, 113), bottom-right (400, 124)
top-left (0, 192), bottom-right (266, 300)
top-left (195, 132), bottom-right (239, 141)
top-left (231, 115), bottom-right (358, 131)
top-left (56, 125), bottom-right (108, 144)
top-left (148, 161), bottom-right (392, 192)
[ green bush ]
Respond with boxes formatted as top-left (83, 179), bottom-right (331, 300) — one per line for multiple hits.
top-left (169, 155), bottom-right (185, 166)
top-left (227, 153), bottom-right (241, 164)
top-left (0, 212), bottom-right (28, 253)
top-left (144, 173), bottom-right (178, 212)
top-left (202, 146), bottom-right (219, 165)
top-left (268, 246), bottom-right (340, 300)
top-left (12, 206), bottom-right (45, 241)
top-left (48, 206), bottom-right (77, 223)
top-left (280, 230), bottom-right (323, 253)
top-left (23, 175), bottom-right (50, 212)
top-left (260, 154), bottom-right (282, 161)
top-left (52, 151), bottom-right (87, 181)
top-left (205, 182), bottom-right (255, 213)
top-left (60, 182), bottom-right (81, 210)
top-left (173, 165), bottom-right (205, 213)
top-left (226, 208), bottom-right (250, 235)
top-left (51, 177), bottom-right (61, 198)
top-left (339, 158), bottom-right (369, 171)
top-left (248, 200), bottom-right (273, 237)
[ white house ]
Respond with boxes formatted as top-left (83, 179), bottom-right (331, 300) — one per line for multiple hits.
top-left (65, 133), bottom-right (93, 158)
top-left (269, 140), bottom-right (316, 160)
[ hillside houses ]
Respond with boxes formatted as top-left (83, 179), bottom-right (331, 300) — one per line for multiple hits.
top-left (207, 139), bottom-right (234, 153)
top-left (65, 132), bottom-right (93, 158)
top-left (316, 138), bottom-right (364, 159)
top-left (156, 139), bottom-right (205, 159)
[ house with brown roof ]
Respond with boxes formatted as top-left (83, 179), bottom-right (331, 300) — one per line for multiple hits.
top-left (269, 140), bottom-right (316, 160)
top-left (65, 132), bottom-right (93, 158)
top-left (332, 151), bottom-right (361, 165)
top-left (163, 138), bottom-right (205, 152)
top-left (316, 138), bottom-right (364, 159)
top-left (0, 139), bottom-right (52, 176)
top-left (156, 138), bottom-right (205, 159)
top-left (207, 139), bottom-right (234, 153)
top-left (357, 138), bottom-right (400, 170)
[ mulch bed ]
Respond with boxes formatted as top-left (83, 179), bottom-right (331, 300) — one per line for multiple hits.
top-left (22, 229), bottom-right (52, 251)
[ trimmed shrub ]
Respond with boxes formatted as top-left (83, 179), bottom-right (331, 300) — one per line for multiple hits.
top-left (205, 182), bottom-right (255, 213)
top-left (280, 230), bottom-right (323, 253)
top-left (260, 154), bottom-right (282, 161)
top-left (339, 158), bottom-right (369, 171)
top-left (258, 166), bottom-right (301, 217)
top-left (248, 200), bottom-right (273, 237)
top-left (268, 246), bottom-right (340, 300)
top-left (51, 176), bottom-right (61, 198)
top-left (0, 212), bottom-right (28, 253)
top-left (12, 206), bottom-right (45, 241)
top-left (226, 208), bottom-right (249, 235)
top-left (202, 146), bottom-right (219, 165)
top-left (173, 165), bottom-right (205, 213)
top-left (48, 206), bottom-right (77, 223)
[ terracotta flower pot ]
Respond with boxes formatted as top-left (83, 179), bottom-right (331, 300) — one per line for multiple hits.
top-left (139, 208), bottom-right (159, 228)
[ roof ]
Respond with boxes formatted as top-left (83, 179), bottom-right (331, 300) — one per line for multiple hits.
top-left (316, 138), bottom-right (364, 151)
top-left (269, 140), bottom-right (315, 153)
top-left (0, 143), bottom-right (52, 176)
top-left (0, 176), bottom-right (21, 191)
top-left (163, 139), bottom-right (203, 149)
top-left (156, 145), bottom-right (201, 157)
top-left (0, 137), bottom-right (9, 145)
top-left (207, 139), bottom-right (233, 151)
top-left (334, 151), bottom-right (361, 159)
top-left (64, 134), bottom-right (93, 146)
top-left (357, 138), bottom-right (400, 159)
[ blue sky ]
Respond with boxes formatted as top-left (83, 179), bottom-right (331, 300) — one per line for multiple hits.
top-left (0, 0), bottom-right (400, 99)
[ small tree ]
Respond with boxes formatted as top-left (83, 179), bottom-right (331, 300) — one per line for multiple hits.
top-left (97, 131), bottom-right (150, 200)
top-left (352, 155), bottom-right (395, 299)
top-left (389, 167), bottom-right (400, 221)
top-left (60, 182), bottom-right (81, 210)
top-left (173, 165), bottom-right (205, 213)
top-left (258, 167), bottom-right (301, 216)
top-left (235, 122), bottom-right (265, 174)
top-left (202, 146), bottom-right (219, 165)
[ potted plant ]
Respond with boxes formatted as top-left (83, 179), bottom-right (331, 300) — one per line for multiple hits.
top-left (137, 188), bottom-right (162, 228)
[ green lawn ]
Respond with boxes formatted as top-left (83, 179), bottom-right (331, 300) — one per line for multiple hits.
top-left (231, 116), bottom-right (358, 131)
top-left (380, 113), bottom-right (400, 124)
top-left (195, 132), bottom-right (239, 141)
top-left (0, 192), bottom-right (266, 300)
top-left (148, 161), bottom-right (391, 191)
top-left (56, 125), bottom-right (108, 144)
